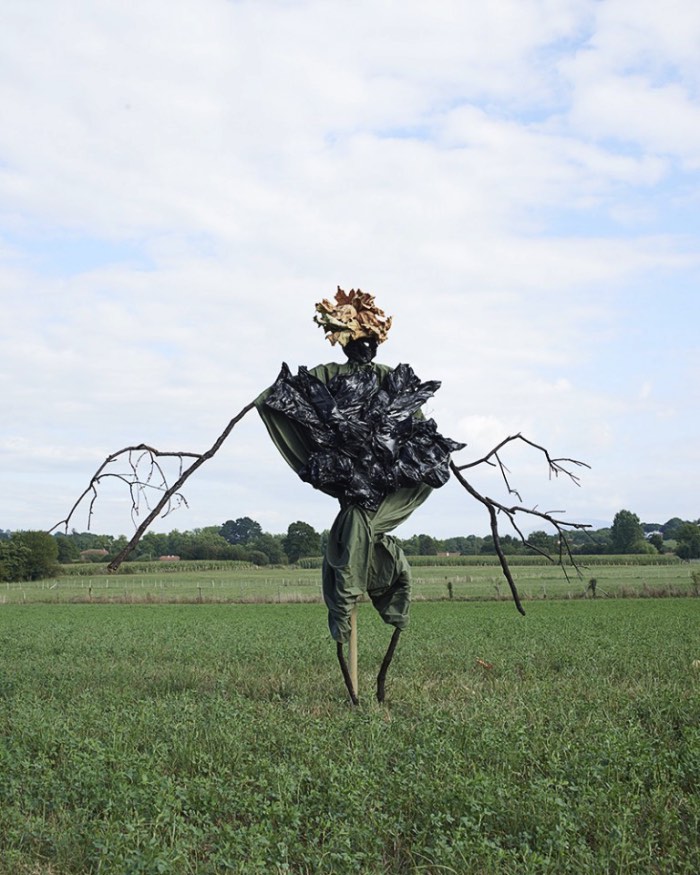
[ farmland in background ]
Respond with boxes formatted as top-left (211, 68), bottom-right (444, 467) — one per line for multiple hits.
top-left (2, 555), bottom-right (697, 605)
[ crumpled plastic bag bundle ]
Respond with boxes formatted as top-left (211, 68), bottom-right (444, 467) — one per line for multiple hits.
top-left (263, 362), bottom-right (465, 511)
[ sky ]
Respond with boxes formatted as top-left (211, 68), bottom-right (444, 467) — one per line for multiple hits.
top-left (1, 0), bottom-right (699, 541)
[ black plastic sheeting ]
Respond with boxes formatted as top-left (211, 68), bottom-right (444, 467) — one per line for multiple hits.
top-left (263, 362), bottom-right (466, 511)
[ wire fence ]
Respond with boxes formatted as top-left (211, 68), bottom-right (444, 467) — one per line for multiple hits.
top-left (2, 563), bottom-right (698, 605)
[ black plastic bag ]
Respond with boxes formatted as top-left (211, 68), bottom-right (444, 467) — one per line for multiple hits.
top-left (264, 362), bottom-right (465, 511)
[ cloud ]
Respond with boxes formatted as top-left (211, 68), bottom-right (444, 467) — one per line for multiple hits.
top-left (561, 1), bottom-right (700, 166)
top-left (1, 0), bottom-right (699, 537)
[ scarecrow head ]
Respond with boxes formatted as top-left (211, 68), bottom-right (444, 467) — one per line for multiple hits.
top-left (314, 287), bottom-right (392, 363)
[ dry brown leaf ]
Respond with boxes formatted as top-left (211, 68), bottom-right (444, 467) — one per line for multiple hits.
top-left (314, 286), bottom-right (392, 345)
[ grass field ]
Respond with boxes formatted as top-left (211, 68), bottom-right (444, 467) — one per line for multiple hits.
top-left (2, 558), bottom-right (698, 605)
top-left (1, 596), bottom-right (699, 874)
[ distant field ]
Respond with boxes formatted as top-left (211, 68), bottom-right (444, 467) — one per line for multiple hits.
top-left (0, 599), bottom-right (698, 874)
top-left (2, 557), bottom-right (697, 605)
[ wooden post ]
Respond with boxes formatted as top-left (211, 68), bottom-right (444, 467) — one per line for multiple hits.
top-left (349, 603), bottom-right (358, 700)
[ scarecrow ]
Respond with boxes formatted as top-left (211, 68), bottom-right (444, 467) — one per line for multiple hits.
top-left (254, 288), bottom-right (465, 703)
top-left (55, 289), bottom-right (590, 706)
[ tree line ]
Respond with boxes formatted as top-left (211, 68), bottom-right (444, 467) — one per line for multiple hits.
top-left (1, 509), bottom-right (699, 583)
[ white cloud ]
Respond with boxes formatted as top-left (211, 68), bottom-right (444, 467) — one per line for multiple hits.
top-left (561, 0), bottom-right (700, 165)
top-left (0, 0), bottom-right (699, 537)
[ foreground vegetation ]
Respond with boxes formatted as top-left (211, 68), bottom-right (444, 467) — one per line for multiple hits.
top-left (1, 598), bottom-right (699, 874)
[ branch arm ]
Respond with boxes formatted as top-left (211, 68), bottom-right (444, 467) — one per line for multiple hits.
top-left (105, 400), bottom-right (256, 570)
top-left (449, 461), bottom-right (526, 615)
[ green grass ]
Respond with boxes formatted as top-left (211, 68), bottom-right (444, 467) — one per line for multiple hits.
top-left (2, 558), bottom-right (698, 605)
top-left (1, 599), bottom-right (699, 873)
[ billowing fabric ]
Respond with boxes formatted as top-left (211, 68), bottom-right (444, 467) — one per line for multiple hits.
top-left (321, 485), bottom-right (432, 641)
top-left (255, 360), bottom-right (460, 642)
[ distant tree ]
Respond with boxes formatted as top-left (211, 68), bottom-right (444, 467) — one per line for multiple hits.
top-left (610, 510), bottom-right (646, 553)
top-left (283, 521), bottom-right (321, 564)
top-left (0, 537), bottom-right (30, 582)
top-left (220, 517), bottom-right (263, 545)
top-left (499, 534), bottom-right (521, 555)
top-left (480, 535), bottom-right (496, 554)
top-left (54, 533), bottom-right (81, 563)
top-left (398, 535), bottom-right (419, 556)
top-left (134, 531), bottom-right (170, 560)
top-left (463, 535), bottom-right (482, 555)
top-left (109, 535), bottom-right (129, 559)
top-left (165, 530), bottom-right (190, 558)
top-left (417, 534), bottom-right (437, 555)
top-left (0, 531), bottom-right (59, 581)
top-left (246, 549), bottom-right (269, 566)
top-left (176, 529), bottom-right (236, 560)
top-left (573, 527), bottom-right (611, 554)
top-left (676, 523), bottom-right (700, 560)
top-left (18, 531), bottom-right (60, 579)
top-left (67, 530), bottom-right (116, 552)
top-left (661, 517), bottom-right (685, 541)
top-left (442, 536), bottom-right (472, 554)
top-left (481, 534), bottom-right (523, 554)
top-left (647, 532), bottom-right (664, 553)
top-left (528, 530), bottom-right (556, 551)
top-left (250, 533), bottom-right (288, 564)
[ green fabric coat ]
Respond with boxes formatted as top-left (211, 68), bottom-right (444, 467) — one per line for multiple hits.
top-left (255, 361), bottom-right (432, 642)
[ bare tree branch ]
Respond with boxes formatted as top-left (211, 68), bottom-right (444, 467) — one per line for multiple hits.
top-left (51, 401), bottom-right (256, 570)
top-left (455, 433), bottom-right (590, 487)
top-left (449, 435), bottom-right (592, 614)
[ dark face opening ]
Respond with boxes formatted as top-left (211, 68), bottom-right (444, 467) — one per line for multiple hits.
top-left (343, 337), bottom-right (378, 364)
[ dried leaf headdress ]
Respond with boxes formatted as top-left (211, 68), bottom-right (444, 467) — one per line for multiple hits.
top-left (314, 287), bottom-right (393, 346)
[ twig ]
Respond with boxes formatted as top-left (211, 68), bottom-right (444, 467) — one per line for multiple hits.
top-left (51, 401), bottom-right (256, 570)
top-left (449, 433), bottom-right (592, 614)
top-left (456, 433), bottom-right (590, 488)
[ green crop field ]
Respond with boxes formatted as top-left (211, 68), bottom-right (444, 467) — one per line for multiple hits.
top-left (1, 597), bottom-right (699, 874)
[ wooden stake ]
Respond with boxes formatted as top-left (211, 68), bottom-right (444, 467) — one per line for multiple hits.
top-left (349, 603), bottom-right (358, 700)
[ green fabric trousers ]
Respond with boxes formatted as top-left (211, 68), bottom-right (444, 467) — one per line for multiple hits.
top-left (255, 361), bottom-right (432, 642)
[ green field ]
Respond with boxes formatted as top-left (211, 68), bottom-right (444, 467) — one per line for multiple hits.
top-left (2, 557), bottom-right (698, 605)
top-left (1, 597), bottom-right (699, 874)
